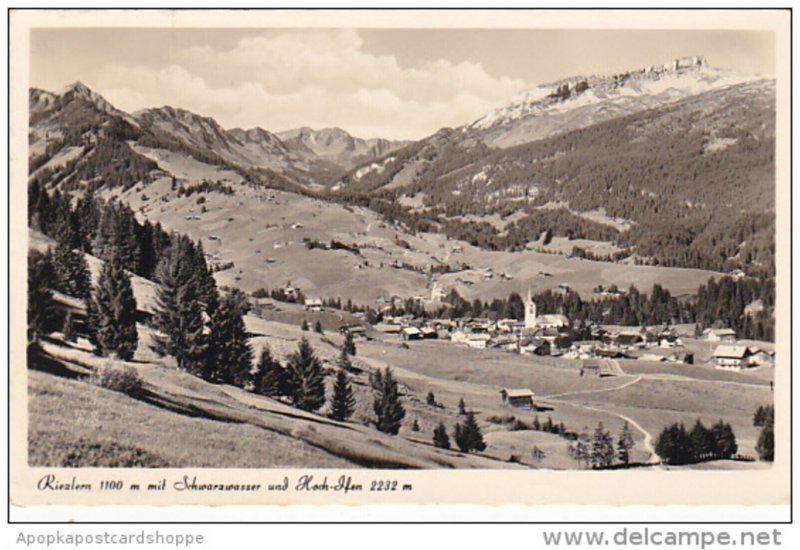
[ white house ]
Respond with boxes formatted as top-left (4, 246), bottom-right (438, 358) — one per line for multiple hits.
top-left (304, 298), bottom-right (323, 312)
top-left (705, 328), bottom-right (737, 343)
top-left (713, 345), bottom-right (752, 369)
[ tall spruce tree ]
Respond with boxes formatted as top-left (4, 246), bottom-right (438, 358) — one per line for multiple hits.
top-left (51, 241), bottom-right (92, 301)
top-left (337, 346), bottom-right (354, 373)
top-left (372, 367), bottom-right (405, 435)
top-left (454, 411), bottom-right (486, 453)
top-left (255, 345), bottom-right (287, 398)
top-left (343, 330), bottom-right (357, 356)
top-left (27, 250), bottom-right (58, 343)
top-left (151, 237), bottom-right (209, 377)
top-left (617, 422), bottom-right (635, 466)
top-left (191, 240), bottom-right (218, 315)
top-left (207, 289), bottom-right (253, 386)
top-left (712, 420), bottom-right (738, 459)
top-left (285, 337), bottom-right (326, 412)
top-left (88, 252), bottom-right (138, 360)
top-left (329, 369), bottom-right (356, 421)
top-left (754, 405), bottom-right (774, 462)
top-left (689, 419), bottom-right (717, 461)
top-left (433, 422), bottom-right (451, 449)
top-left (62, 310), bottom-right (78, 343)
top-left (590, 422), bottom-right (615, 469)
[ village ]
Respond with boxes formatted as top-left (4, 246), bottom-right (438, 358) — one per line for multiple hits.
top-left (317, 287), bottom-right (776, 376)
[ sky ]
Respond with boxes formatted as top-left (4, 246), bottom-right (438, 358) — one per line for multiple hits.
top-left (30, 28), bottom-right (775, 141)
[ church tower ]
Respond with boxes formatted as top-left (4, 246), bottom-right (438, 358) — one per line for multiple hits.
top-left (525, 288), bottom-right (537, 330)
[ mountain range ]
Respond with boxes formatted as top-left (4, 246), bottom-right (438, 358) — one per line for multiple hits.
top-left (27, 56), bottom-right (776, 275)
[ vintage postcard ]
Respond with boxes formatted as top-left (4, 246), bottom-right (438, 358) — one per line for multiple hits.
top-left (8, 8), bottom-right (791, 515)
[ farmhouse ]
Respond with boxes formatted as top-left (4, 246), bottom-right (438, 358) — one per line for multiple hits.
top-left (748, 348), bottom-right (775, 367)
top-left (500, 388), bottom-right (535, 410)
top-left (304, 298), bottom-right (323, 312)
top-left (580, 360), bottom-right (617, 377)
top-left (339, 325), bottom-right (367, 339)
top-left (705, 328), bottom-right (737, 343)
top-left (614, 332), bottom-right (644, 348)
top-left (374, 323), bottom-right (402, 334)
top-left (420, 327), bottom-right (438, 340)
top-left (713, 345), bottom-right (752, 369)
top-left (520, 337), bottom-right (551, 356)
top-left (401, 327), bottom-right (422, 341)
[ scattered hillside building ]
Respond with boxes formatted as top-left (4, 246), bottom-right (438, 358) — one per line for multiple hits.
top-left (374, 322), bottom-right (402, 334)
top-left (520, 337), bottom-right (551, 356)
top-left (500, 388), bottom-right (535, 410)
top-left (401, 327), bottom-right (423, 341)
top-left (420, 327), bottom-right (439, 340)
top-left (748, 347), bottom-right (775, 367)
top-left (705, 328), bottom-right (737, 343)
top-left (580, 360), bottom-right (617, 377)
top-left (536, 314), bottom-right (569, 331)
top-left (339, 324), bottom-right (367, 339)
top-left (304, 298), bottom-right (323, 312)
top-left (713, 345), bottom-right (752, 369)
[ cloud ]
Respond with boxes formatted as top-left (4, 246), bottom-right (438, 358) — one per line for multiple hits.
top-left (94, 30), bottom-right (529, 140)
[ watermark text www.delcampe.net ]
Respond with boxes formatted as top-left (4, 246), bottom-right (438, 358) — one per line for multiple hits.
top-left (542, 527), bottom-right (782, 548)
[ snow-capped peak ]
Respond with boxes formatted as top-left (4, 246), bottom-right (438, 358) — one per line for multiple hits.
top-left (469, 56), bottom-right (759, 133)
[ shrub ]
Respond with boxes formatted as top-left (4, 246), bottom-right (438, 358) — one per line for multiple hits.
top-left (88, 361), bottom-right (144, 398)
top-left (509, 419), bottom-right (530, 431)
top-left (486, 414), bottom-right (516, 425)
top-left (251, 288), bottom-right (270, 299)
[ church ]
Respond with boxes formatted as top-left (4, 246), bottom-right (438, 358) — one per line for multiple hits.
top-left (525, 289), bottom-right (570, 331)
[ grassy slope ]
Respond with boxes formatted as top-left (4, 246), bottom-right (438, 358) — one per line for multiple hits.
top-left (28, 369), bottom-right (352, 468)
top-left (108, 158), bottom-right (722, 304)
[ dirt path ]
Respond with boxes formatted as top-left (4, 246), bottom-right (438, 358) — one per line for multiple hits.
top-left (539, 375), bottom-right (643, 399)
top-left (538, 371), bottom-right (660, 464)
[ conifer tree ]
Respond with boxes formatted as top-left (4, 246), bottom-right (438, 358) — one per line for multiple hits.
top-left (343, 330), bottom-right (357, 356)
top-left (617, 421), bottom-right (635, 466)
top-left (426, 391), bottom-right (437, 407)
top-left (433, 422), bottom-right (450, 449)
top-left (372, 367), bottom-right (405, 435)
top-left (329, 369), bottom-right (356, 421)
top-left (568, 432), bottom-right (592, 468)
top-left (207, 289), bottom-right (253, 386)
top-left (712, 420), bottom-right (738, 459)
top-left (754, 405), bottom-right (774, 462)
top-left (51, 241), bottom-right (92, 301)
top-left (314, 320), bottom-right (324, 334)
top-left (301, 319), bottom-right (309, 332)
top-left (756, 422), bottom-right (774, 462)
top-left (689, 418), bottom-right (717, 461)
top-left (369, 368), bottom-right (383, 391)
top-left (255, 345), bottom-right (286, 398)
top-left (337, 346), bottom-right (354, 373)
top-left (458, 397), bottom-right (466, 415)
top-left (88, 252), bottom-right (138, 360)
top-left (62, 310), bottom-right (78, 343)
top-left (191, 240), bottom-right (218, 314)
top-left (151, 238), bottom-right (208, 377)
top-left (285, 337), bottom-right (326, 412)
top-left (590, 422), bottom-right (615, 469)
top-left (411, 419), bottom-right (420, 432)
top-left (27, 250), bottom-right (58, 343)
top-left (454, 411), bottom-right (486, 453)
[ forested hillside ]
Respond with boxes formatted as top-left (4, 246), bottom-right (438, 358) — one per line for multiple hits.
top-left (333, 79), bottom-right (775, 276)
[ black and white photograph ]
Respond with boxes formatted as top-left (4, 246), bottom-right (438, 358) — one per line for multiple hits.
top-left (8, 8), bottom-right (790, 514)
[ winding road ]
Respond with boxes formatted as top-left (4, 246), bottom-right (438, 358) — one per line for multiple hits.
top-left (537, 361), bottom-right (661, 464)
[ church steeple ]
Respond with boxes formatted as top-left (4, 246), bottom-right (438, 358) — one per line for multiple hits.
top-left (525, 288), bottom-right (537, 330)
